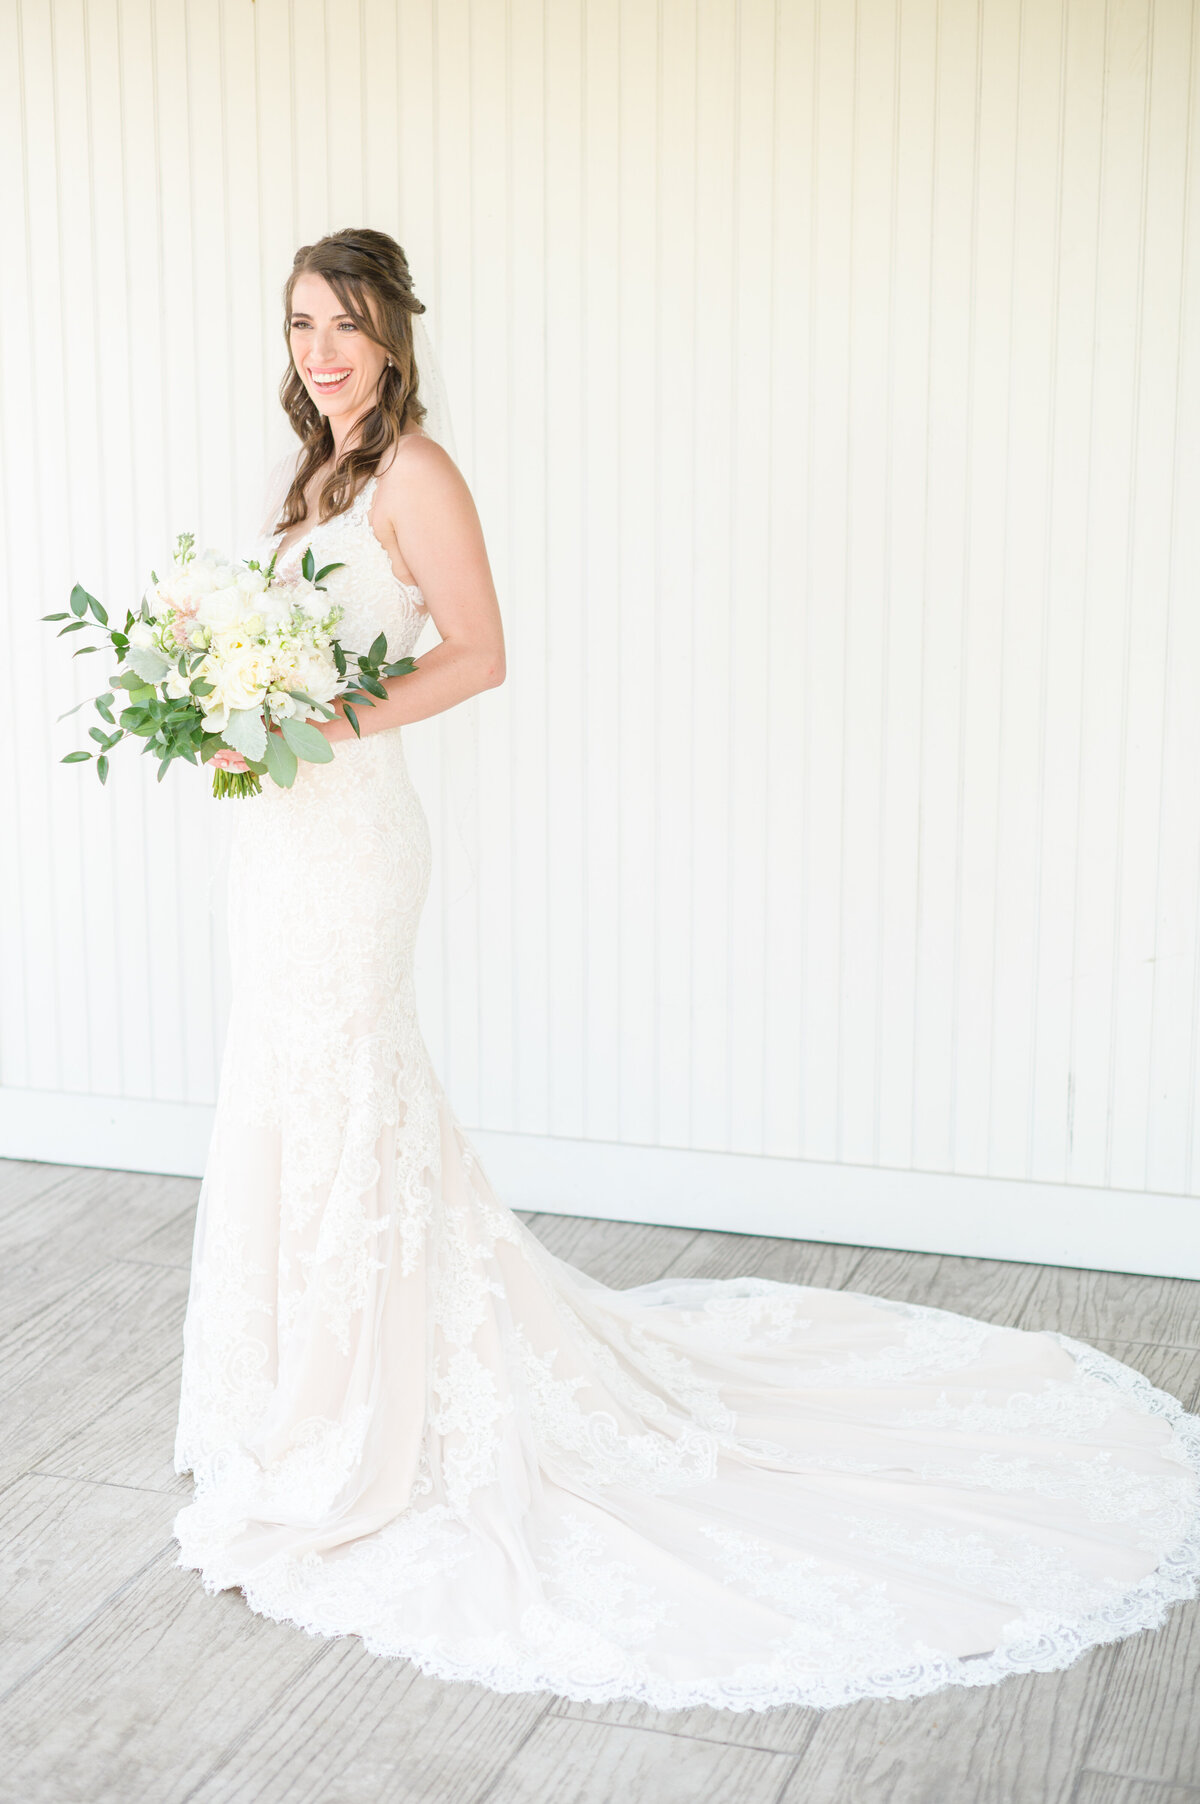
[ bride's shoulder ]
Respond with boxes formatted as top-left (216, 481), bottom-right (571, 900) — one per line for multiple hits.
top-left (376, 430), bottom-right (468, 515)
top-left (378, 429), bottom-right (459, 485)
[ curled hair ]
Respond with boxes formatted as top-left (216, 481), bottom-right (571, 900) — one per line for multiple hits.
top-left (276, 227), bottom-right (427, 532)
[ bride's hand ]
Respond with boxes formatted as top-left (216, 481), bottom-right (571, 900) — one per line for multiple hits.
top-left (210, 746), bottom-right (250, 774)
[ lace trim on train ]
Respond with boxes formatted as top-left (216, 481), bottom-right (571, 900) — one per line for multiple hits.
top-left (179, 1311), bottom-right (1200, 1712)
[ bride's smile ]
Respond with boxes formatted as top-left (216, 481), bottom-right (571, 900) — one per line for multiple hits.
top-left (288, 272), bottom-right (390, 436)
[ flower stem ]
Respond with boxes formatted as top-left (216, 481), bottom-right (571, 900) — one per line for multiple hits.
top-left (211, 767), bottom-right (263, 800)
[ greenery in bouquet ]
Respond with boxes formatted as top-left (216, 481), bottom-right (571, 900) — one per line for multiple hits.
top-left (46, 532), bottom-right (417, 798)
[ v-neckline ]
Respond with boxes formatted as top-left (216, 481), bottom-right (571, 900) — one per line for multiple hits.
top-left (270, 473), bottom-right (378, 570)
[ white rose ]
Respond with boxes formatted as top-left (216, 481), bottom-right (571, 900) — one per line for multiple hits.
top-left (207, 644), bottom-right (272, 714)
top-left (128, 620), bottom-right (159, 649)
top-left (211, 623), bottom-right (264, 660)
top-left (237, 568), bottom-right (268, 597)
top-left (267, 689), bottom-right (297, 720)
top-left (163, 667), bottom-right (193, 700)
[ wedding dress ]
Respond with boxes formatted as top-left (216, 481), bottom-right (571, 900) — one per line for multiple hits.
top-left (174, 473), bottom-right (1200, 1713)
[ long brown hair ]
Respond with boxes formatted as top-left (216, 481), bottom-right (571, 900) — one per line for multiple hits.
top-left (276, 227), bottom-right (428, 532)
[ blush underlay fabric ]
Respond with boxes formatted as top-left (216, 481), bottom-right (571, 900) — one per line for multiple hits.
top-left (173, 476), bottom-right (1200, 1713)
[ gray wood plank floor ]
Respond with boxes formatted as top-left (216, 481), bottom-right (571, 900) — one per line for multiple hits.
top-left (0, 1155), bottom-right (1197, 1804)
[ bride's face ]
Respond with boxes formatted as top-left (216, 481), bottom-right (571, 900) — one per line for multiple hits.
top-left (288, 271), bottom-right (388, 423)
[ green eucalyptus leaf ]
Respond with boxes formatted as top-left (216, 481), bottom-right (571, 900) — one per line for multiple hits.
top-left (97, 754), bottom-right (109, 783)
top-left (41, 612), bottom-right (70, 622)
top-left (263, 730), bottom-right (299, 788)
top-left (58, 620), bottom-right (88, 635)
top-left (301, 546), bottom-right (315, 582)
top-left (69, 585), bottom-right (90, 618)
top-left (313, 561), bottom-right (345, 584)
top-left (279, 715), bottom-right (334, 763)
top-left (342, 701), bottom-right (360, 738)
top-left (367, 632), bottom-right (387, 665)
top-left (72, 644), bottom-right (99, 657)
top-left (62, 750), bottom-right (92, 763)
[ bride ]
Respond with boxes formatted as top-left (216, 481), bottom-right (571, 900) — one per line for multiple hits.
top-left (174, 226), bottom-right (1200, 1713)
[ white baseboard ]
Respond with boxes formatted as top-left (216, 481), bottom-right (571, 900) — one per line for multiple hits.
top-left (0, 1087), bottom-right (217, 1182)
top-left (466, 1129), bottom-right (1200, 1280)
top-left (2, 1086), bottom-right (1197, 1280)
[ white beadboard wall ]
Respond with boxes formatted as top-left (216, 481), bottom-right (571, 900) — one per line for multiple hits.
top-left (2, 0), bottom-right (1199, 1276)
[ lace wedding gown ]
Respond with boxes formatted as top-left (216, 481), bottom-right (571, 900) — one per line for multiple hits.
top-left (174, 476), bottom-right (1200, 1712)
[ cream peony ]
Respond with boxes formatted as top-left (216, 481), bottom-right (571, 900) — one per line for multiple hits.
top-left (196, 585), bottom-right (258, 633)
top-left (272, 645), bottom-right (340, 716)
top-left (256, 587), bottom-right (295, 630)
top-left (153, 557), bottom-right (237, 613)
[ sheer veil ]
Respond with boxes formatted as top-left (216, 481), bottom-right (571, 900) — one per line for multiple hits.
top-left (407, 310), bottom-right (480, 916)
top-left (410, 313), bottom-right (458, 462)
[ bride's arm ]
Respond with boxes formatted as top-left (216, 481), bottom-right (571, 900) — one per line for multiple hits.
top-left (315, 437), bottom-right (505, 745)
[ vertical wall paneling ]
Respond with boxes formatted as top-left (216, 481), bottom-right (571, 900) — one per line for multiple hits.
top-left (3, 0), bottom-right (1199, 1275)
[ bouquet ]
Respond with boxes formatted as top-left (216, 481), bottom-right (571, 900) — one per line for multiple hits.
top-left (46, 533), bottom-right (417, 798)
